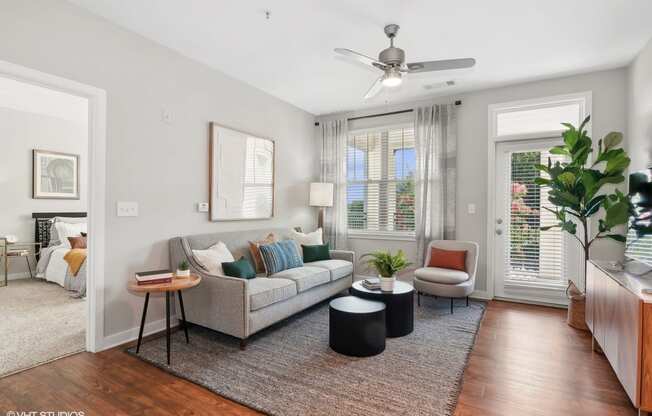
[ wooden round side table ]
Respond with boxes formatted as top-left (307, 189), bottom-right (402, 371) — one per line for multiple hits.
top-left (128, 274), bottom-right (201, 365)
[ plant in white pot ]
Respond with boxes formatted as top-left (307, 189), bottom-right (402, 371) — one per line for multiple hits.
top-left (176, 260), bottom-right (190, 277)
top-left (361, 250), bottom-right (411, 292)
top-left (534, 115), bottom-right (631, 330)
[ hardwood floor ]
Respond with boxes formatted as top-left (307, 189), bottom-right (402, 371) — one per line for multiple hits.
top-left (454, 300), bottom-right (637, 416)
top-left (0, 301), bottom-right (637, 415)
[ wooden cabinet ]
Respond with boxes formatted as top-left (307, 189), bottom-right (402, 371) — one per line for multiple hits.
top-left (586, 261), bottom-right (651, 413)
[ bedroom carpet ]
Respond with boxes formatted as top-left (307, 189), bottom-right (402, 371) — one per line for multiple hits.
top-left (129, 296), bottom-right (486, 416)
top-left (0, 278), bottom-right (85, 378)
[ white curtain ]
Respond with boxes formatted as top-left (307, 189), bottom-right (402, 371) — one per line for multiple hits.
top-left (414, 104), bottom-right (457, 265)
top-left (320, 119), bottom-right (348, 249)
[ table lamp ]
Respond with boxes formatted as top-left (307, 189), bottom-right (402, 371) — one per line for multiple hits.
top-left (309, 182), bottom-right (333, 230)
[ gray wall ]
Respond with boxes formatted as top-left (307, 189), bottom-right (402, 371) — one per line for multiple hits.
top-left (318, 68), bottom-right (628, 293)
top-left (627, 38), bottom-right (652, 171)
top-left (0, 1), bottom-right (319, 338)
top-left (0, 107), bottom-right (88, 277)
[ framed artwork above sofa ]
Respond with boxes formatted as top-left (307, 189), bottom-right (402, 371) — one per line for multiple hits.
top-left (209, 122), bottom-right (275, 221)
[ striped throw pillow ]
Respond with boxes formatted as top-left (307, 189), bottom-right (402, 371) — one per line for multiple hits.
top-left (259, 240), bottom-right (304, 275)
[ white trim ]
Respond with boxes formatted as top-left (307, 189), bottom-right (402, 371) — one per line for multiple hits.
top-left (101, 315), bottom-right (179, 351)
top-left (0, 60), bottom-right (107, 353)
top-left (348, 231), bottom-right (416, 241)
top-left (486, 91), bottom-right (592, 300)
top-left (469, 289), bottom-right (492, 300)
top-left (348, 122), bottom-right (414, 136)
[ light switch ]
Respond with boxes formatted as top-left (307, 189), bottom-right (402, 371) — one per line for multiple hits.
top-left (467, 203), bottom-right (476, 215)
top-left (117, 201), bottom-right (138, 217)
top-left (197, 202), bottom-right (209, 212)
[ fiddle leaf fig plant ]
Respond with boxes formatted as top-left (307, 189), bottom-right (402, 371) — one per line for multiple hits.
top-left (534, 115), bottom-right (632, 291)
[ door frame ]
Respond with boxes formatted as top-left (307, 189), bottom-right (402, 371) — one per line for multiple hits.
top-left (486, 91), bottom-right (592, 301)
top-left (0, 59), bottom-right (107, 352)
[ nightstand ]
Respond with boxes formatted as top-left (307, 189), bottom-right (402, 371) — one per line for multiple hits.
top-left (1, 239), bottom-right (42, 287)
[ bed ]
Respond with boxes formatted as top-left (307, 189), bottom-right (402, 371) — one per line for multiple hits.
top-left (33, 212), bottom-right (87, 297)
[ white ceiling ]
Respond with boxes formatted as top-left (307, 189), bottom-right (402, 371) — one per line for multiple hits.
top-left (69, 0), bottom-right (652, 116)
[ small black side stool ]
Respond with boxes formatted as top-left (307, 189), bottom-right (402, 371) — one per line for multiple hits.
top-left (329, 296), bottom-right (386, 357)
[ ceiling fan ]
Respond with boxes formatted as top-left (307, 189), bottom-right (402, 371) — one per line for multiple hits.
top-left (335, 24), bottom-right (476, 99)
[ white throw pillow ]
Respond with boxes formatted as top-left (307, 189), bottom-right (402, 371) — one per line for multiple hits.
top-left (54, 221), bottom-right (87, 248)
top-left (49, 217), bottom-right (87, 246)
top-left (290, 228), bottom-right (323, 246)
top-left (192, 241), bottom-right (235, 276)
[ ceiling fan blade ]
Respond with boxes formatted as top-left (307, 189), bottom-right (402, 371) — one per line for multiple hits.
top-left (406, 58), bottom-right (476, 73)
top-left (335, 48), bottom-right (386, 70)
top-left (364, 77), bottom-right (383, 100)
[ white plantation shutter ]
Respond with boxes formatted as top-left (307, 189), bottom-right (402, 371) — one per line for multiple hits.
top-left (347, 126), bottom-right (416, 234)
top-left (506, 150), bottom-right (567, 282)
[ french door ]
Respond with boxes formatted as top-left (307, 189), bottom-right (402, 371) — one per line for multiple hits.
top-left (493, 138), bottom-right (579, 305)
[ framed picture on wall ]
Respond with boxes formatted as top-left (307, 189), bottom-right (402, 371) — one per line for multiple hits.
top-left (209, 123), bottom-right (275, 221)
top-left (32, 149), bottom-right (80, 199)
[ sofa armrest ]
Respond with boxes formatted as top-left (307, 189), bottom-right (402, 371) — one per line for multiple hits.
top-left (330, 249), bottom-right (355, 263)
top-left (184, 271), bottom-right (250, 338)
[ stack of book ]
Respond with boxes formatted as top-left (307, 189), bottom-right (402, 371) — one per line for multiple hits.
top-left (135, 269), bottom-right (173, 285)
top-left (361, 278), bottom-right (381, 290)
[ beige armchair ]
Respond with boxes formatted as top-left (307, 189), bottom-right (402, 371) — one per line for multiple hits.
top-left (413, 240), bottom-right (479, 313)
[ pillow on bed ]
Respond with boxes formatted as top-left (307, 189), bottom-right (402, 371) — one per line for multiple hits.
top-left (192, 242), bottom-right (234, 276)
top-left (55, 221), bottom-right (87, 248)
top-left (49, 217), bottom-right (87, 246)
top-left (67, 236), bottom-right (87, 249)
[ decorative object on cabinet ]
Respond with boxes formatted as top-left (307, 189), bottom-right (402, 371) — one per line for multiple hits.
top-left (33, 149), bottom-right (80, 199)
top-left (534, 116), bottom-right (632, 330)
top-left (209, 123), bottom-right (274, 221)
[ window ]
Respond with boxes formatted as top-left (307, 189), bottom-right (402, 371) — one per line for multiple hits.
top-left (347, 125), bottom-right (416, 236)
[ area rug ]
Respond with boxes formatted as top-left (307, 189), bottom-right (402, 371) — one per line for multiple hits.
top-left (129, 296), bottom-right (485, 416)
top-left (0, 279), bottom-right (86, 377)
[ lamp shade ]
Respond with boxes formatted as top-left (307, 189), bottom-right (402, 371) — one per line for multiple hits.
top-left (309, 182), bottom-right (334, 207)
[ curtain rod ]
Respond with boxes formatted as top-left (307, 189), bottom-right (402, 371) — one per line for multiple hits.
top-left (314, 100), bottom-right (461, 126)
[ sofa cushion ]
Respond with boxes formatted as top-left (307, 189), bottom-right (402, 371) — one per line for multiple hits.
top-left (271, 266), bottom-right (330, 292)
top-left (414, 267), bottom-right (469, 285)
top-left (305, 259), bottom-right (353, 281)
top-left (248, 277), bottom-right (297, 311)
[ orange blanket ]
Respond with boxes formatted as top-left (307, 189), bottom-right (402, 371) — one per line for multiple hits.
top-left (63, 248), bottom-right (87, 277)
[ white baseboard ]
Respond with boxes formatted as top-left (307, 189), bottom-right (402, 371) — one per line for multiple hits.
top-left (99, 315), bottom-right (179, 351)
top-left (470, 290), bottom-right (492, 300)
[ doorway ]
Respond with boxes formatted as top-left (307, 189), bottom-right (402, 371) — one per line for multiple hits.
top-left (492, 138), bottom-right (575, 304)
top-left (0, 60), bottom-right (106, 376)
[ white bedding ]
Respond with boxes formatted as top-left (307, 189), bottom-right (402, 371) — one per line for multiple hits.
top-left (37, 245), bottom-right (69, 286)
top-left (36, 244), bottom-right (87, 297)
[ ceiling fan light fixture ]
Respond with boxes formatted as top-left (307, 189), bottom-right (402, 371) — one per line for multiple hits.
top-left (382, 67), bottom-right (402, 87)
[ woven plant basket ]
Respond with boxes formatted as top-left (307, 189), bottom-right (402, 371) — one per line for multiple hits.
top-left (567, 280), bottom-right (589, 331)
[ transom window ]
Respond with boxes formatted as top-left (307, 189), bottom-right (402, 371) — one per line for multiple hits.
top-left (347, 125), bottom-right (416, 236)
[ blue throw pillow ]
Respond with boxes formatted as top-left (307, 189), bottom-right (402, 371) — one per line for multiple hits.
top-left (259, 240), bottom-right (304, 275)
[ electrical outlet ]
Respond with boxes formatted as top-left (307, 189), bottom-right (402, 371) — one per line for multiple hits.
top-left (197, 202), bottom-right (209, 212)
top-left (117, 201), bottom-right (138, 217)
top-left (467, 203), bottom-right (476, 215)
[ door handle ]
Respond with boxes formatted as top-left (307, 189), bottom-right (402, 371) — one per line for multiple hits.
top-left (495, 229), bottom-right (503, 235)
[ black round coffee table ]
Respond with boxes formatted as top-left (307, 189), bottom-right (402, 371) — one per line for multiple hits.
top-left (351, 279), bottom-right (414, 337)
top-left (329, 296), bottom-right (386, 357)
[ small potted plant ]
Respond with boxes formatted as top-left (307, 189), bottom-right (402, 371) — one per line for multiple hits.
top-left (176, 260), bottom-right (190, 277)
top-left (361, 250), bottom-right (411, 291)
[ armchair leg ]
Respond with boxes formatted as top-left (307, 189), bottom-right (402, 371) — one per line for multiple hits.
top-left (417, 291), bottom-right (420, 307)
top-left (239, 338), bottom-right (248, 351)
top-left (466, 296), bottom-right (469, 307)
top-left (450, 298), bottom-right (454, 314)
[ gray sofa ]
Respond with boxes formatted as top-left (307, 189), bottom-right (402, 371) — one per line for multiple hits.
top-left (169, 228), bottom-right (354, 348)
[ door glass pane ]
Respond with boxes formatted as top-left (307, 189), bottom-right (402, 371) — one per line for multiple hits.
top-left (496, 103), bottom-right (581, 136)
top-left (507, 150), bottom-right (566, 283)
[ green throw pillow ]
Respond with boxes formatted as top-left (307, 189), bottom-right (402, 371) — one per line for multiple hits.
top-left (302, 243), bottom-right (331, 263)
top-left (222, 257), bottom-right (256, 279)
